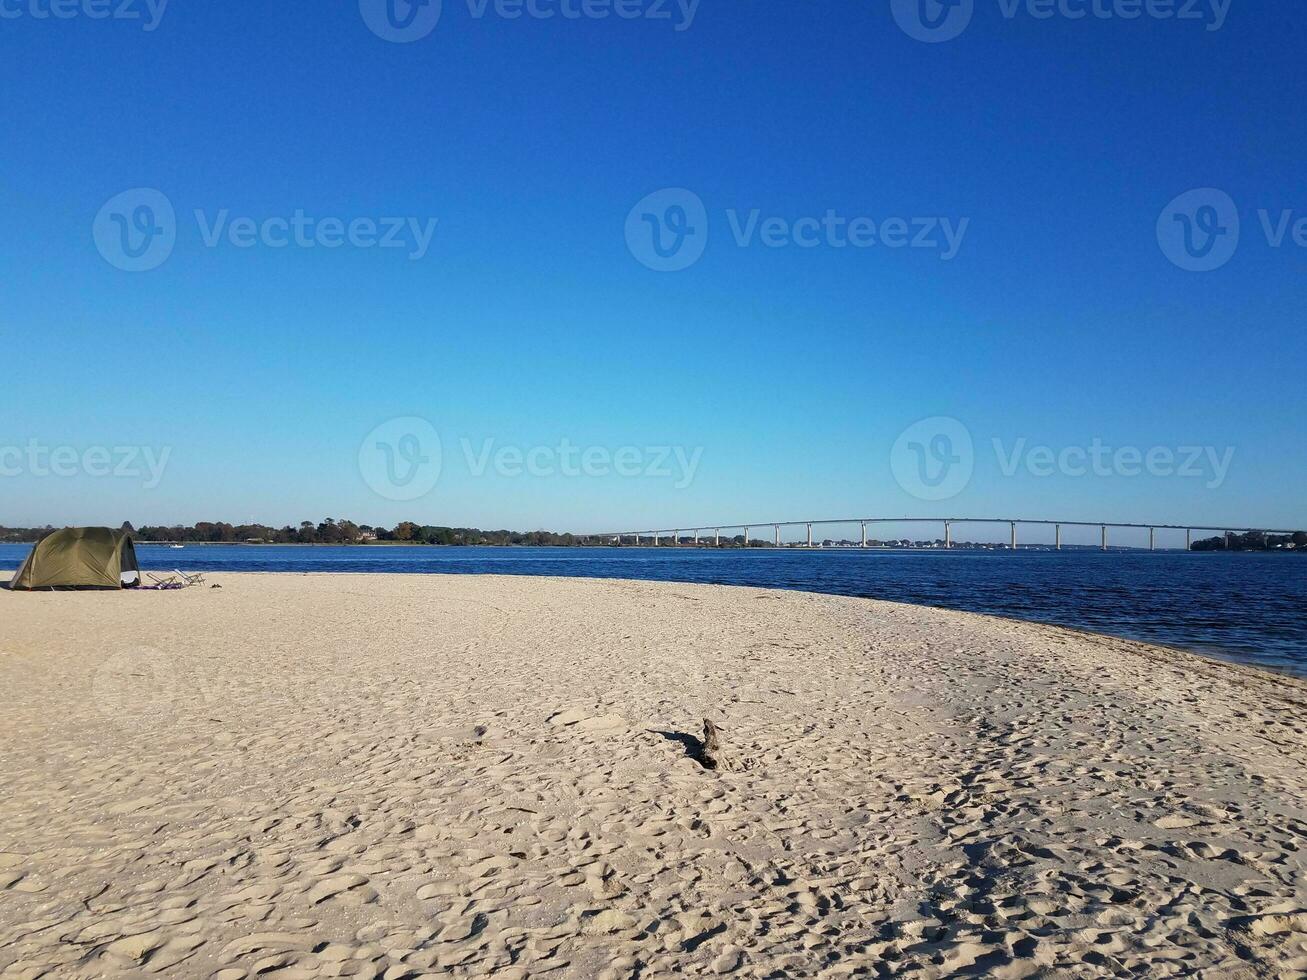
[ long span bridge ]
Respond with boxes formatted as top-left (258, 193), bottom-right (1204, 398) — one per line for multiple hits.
top-left (586, 518), bottom-right (1303, 551)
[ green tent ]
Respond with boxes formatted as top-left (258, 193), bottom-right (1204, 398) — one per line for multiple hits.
top-left (9, 527), bottom-right (141, 591)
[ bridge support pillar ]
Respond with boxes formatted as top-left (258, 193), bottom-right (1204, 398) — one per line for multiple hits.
top-left (1055, 524), bottom-right (1061, 550)
top-left (861, 522), bottom-right (867, 548)
top-left (1010, 522), bottom-right (1017, 550)
top-left (653, 532), bottom-right (659, 547)
top-left (1150, 528), bottom-right (1155, 551)
top-left (945, 522), bottom-right (951, 549)
top-left (672, 531), bottom-right (678, 547)
top-left (1102, 526), bottom-right (1108, 551)
top-left (1186, 528), bottom-right (1192, 551)
top-left (715, 529), bottom-right (720, 547)
top-left (806, 523), bottom-right (813, 548)
top-left (694, 530), bottom-right (699, 545)
top-left (743, 527), bottom-right (749, 548)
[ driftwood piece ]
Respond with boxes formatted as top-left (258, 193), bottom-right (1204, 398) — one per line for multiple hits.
top-left (650, 719), bottom-right (733, 771)
top-left (701, 718), bottom-right (725, 771)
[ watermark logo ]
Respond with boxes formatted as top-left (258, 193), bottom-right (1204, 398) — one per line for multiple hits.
top-left (360, 0), bottom-right (443, 42)
top-left (891, 417), bottom-right (975, 501)
top-left (359, 417), bottom-right (443, 501)
top-left (357, 424), bottom-right (704, 495)
top-left (892, 0), bottom-right (973, 43)
top-left (0, 0), bottom-right (169, 30)
top-left (1157, 188), bottom-right (1240, 272)
top-left (625, 190), bottom-right (969, 271)
top-left (625, 188), bottom-right (708, 272)
top-left (93, 188), bottom-right (176, 272)
top-left (94, 190), bottom-right (439, 271)
top-left (892, 0), bottom-right (1230, 42)
top-left (0, 440), bottom-right (171, 489)
top-left (1157, 189), bottom-right (1307, 272)
top-left (889, 423), bottom-right (1238, 499)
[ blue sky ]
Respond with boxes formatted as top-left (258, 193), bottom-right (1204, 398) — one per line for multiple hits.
top-left (1, 1), bottom-right (1304, 538)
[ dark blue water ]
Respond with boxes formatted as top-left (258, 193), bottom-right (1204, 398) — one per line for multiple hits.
top-left (4, 544), bottom-right (1304, 677)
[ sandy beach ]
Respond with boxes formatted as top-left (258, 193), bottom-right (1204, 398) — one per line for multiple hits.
top-left (2, 572), bottom-right (1306, 978)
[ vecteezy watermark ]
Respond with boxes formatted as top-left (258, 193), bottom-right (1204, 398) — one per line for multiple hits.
top-left (193, 210), bottom-right (438, 259)
top-left (93, 188), bottom-right (177, 272)
top-left (892, 0), bottom-right (1229, 42)
top-left (0, 0), bottom-right (169, 31)
top-left (892, 0), bottom-right (974, 42)
top-left (464, 0), bottom-right (698, 29)
top-left (93, 189), bottom-right (440, 271)
top-left (624, 188), bottom-right (709, 272)
top-left (360, 0), bottom-right (697, 42)
top-left (725, 210), bottom-right (969, 258)
top-left (358, 417), bottom-right (704, 498)
top-left (359, 0), bottom-right (443, 42)
top-left (1157, 187), bottom-right (1307, 272)
top-left (0, 440), bottom-right (171, 489)
top-left (1156, 188), bottom-right (1240, 272)
top-left (993, 438), bottom-right (1235, 489)
top-left (890, 418), bottom-right (1237, 500)
top-left (891, 417), bottom-right (975, 501)
top-left (625, 188), bottom-right (969, 271)
top-left (359, 417), bottom-right (444, 502)
top-left (460, 437), bottom-right (703, 488)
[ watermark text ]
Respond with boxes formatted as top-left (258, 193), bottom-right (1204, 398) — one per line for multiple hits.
top-left (0, 441), bottom-right (171, 489)
top-left (0, 0), bottom-right (168, 30)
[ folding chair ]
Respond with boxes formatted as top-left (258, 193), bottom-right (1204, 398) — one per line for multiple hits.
top-left (147, 572), bottom-right (182, 589)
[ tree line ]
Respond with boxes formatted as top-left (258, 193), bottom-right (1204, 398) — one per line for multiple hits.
top-left (2, 520), bottom-right (593, 547)
top-left (1191, 531), bottom-right (1306, 552)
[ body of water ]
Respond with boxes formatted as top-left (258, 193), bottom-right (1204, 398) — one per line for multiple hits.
top-left (3, 543), bottom-right (1304, 677)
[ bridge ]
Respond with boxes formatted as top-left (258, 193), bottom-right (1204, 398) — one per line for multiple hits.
top-left (586, 518), bottom-right (1303, 551)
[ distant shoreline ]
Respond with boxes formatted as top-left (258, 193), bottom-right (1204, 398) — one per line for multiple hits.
top-left (124, 541), bottom-right (1200, 553)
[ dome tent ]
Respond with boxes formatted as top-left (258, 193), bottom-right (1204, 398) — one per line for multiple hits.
top-left (9, 527), bottom-right (141, 591)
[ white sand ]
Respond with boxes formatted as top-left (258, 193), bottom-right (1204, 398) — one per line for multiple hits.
top-left (2, 572), bottom-right (1306, 978)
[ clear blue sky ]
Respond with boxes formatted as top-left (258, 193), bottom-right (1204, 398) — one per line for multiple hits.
top-left (2, 2), bottom-right (1304, 539)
